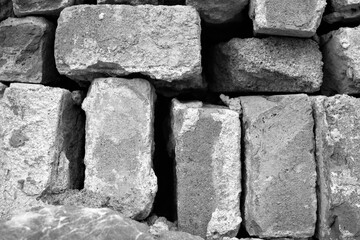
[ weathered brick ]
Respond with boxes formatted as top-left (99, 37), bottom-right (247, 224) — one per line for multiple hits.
top-left (239, 94), bottom-right (317, 238)
top-left (82, 78), bottom-right (157, 220)
top-left (211, 38), bottom-right (323, 93)
top-left (170, 100), bottom-right (241, 239)
top-left (0, 17), bottom-right (59, 84)
top-left (249, 0), bottom-right (326, 37)
top-left (55, 5), bottom-right (203, 90)
top-left (313, 95), bottom-right (360, 240)
top-left (12, 0), bottom-right (85, 17)
top-left (321, 26), bottom-right (360, 94)
top-left (186, 0), bottom-right (248, 24)
top-left (0, 83), bottom-right (84, 220)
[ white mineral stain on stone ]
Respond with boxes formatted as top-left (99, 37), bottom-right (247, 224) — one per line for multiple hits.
top-left (99, 12), bottom-right (105, 20)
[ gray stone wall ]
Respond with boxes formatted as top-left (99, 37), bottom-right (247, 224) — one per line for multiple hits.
top-left (1, 1), bottom-right (360, 240)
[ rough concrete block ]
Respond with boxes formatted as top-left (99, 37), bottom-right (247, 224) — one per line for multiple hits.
top-left (321, 26), bottom-right (360, 94)
top-left (0, 83), bottom-right (85, 220)
top-left (0, 17), bottom-right (59, 84)
top-left (186, 0), bottom-right (248, 24)
top-left (211, 37), bottom-right (323, 93)
top-left (82, 78), bottom-right (157, 220)
top-left (249, 0), bottom-right (326, 37)
top-left (170, 100), bottom-right (241, 239)
top-left (0, 0), bottom-right (13, 21)
top-left (313, 95), bottom-right (360, 240)
top-left (239, 94), bottom-right (317, 238)
top-left (55, 5), bottom-right (203, 90)
top-left (98, 0), bottom-right (159, 4)
top-left (12, 0), bottom-right (85, 17)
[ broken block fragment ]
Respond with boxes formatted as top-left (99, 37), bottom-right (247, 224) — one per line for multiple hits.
top-left (55, 5), bottom-right (203, 90)
top-left (321, 26), bottom-right (360, 94)
top-left (249, 0), bottom-right (326, 37)
top-left (82, 78), bottom-right (157, 220)
top-left (170, 99), bottom-right (241, 239)
top-left (313, 95), bottom-right (360, 240)
top-left (211, 37), bottom-right (323, 93)
top-left (0, 17), bottom-right (59, 84)
top-left (238, 94), bottom-right (317, 238)
top-left (0, 83), bottom-right (85, 220)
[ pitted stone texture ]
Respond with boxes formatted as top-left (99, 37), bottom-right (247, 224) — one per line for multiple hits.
top-left (240, 94), bottom-right (317, 238)
top-left (249, 0), bottom-right (326, 37)
top-left (0, 17), bottom-right (58, 84)
top-left (0, 0), bottom-right (13, 21)
top-left (0, 83), bottom-right (84, 220)
top-left (321, 26), bottom-right (360, 94)
top-left (55, 5), bottom-right (202, 90)
top-left (211, 37), bottom-right (323, 93)
top-left (170, 100), bottom-right (241, 239)
top-left (82, 78), bottom-right (157, 220)
top-left (12, 0), bottom-right (85, 17)
top-left (98, 0), bottom-right (159, 4)
top-left (186, 0), bottom-right (248, 24)
top-left (0, 206), bottom-right (155, 240)
top-left (313, 95), bottom-right (360, 240)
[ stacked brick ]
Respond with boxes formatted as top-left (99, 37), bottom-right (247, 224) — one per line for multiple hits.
top-left (1, 0), bottom-right (360, 240)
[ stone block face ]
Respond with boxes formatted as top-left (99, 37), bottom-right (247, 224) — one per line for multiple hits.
top-left (211, 37), bottom-right (323, 93)
top-left (170, 100), bottom-right (241, 239)
top-left (0, 17), bottom-right (59, 84)
top-left (321, 26), bottom-right (360, 94)
top-left (313, 95), bottom-right (360, 240)
top-left (249, 0), bottom-right (326, 37)
top-left (98, 0), bottom-right (159, 4)
top-left (0, 83), bottom-right (85, 220)
top-left (0, 206), bottom-right (155, 240)
top-left (323, 0), bottom-right (360, 24)
top-left (0, 0), bottom-right (13, 21)
top-left (55, 5), bottom-right (203, 90)
top-left (82, 78), bottom-right (157, 220)
top-left (12, 0), bottom-right (85, 17)
top-left (240, 94), bottom-right (317, 238)
top-left (186, 0), bottom-right (248, 24)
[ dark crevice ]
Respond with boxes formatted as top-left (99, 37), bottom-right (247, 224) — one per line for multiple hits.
top-left (237, 102), bottom-right (250, 238)
top-left (151, 95), bottom-right (176, 221)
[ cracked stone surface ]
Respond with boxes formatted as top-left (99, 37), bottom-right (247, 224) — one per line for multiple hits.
top-left (210, 37), bottom-right (323, 93)
top-left (239, 94), bottom-right (317, 238)
top-left (0, 83), bottom-right (85, 220)
top-left (0, 17), bottom-right (59, 84)
top-left (170, 99), bottom-right (241, 239)
top-left (0, 205), bottom-right (155, 240)
top-left (12, 0), bottom-right (85, 17)
top-left (0, 0), bottom-right (13, 21)
top-left (249, 0), bottom-right (326, 37)
top-left (321, 26), bottom-right (360, 94)
top-left (313, 95), bottom-right (360, 240)
top-left (82, 78), bottom-right (157, 220)
top-left (186, 0), bottom-right (249, 24)
top-left (55, 5), bottom-right (203, 90)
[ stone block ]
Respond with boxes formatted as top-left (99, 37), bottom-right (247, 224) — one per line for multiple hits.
top-left (82, 78), bottom-right (157, 220)
top-left (55, 5), bottom-right (203, 90)
top-left (323, 0), bottom-right (360, 24)
top-left (321, 26), bottom-right (360, 94)
top-left (0, 83), bottom-right (85, 220)
top-left (98, 0), bottom-right (159, 4)
top-left (239, 94), bottom-right (317, 238)
top-left (186, 0), bottom-right (248, 24)
top-left (249, 0), bottom-right (326, 37)
top-left (210, 37), bottom-right (323, 93)
top-left (12, 0), bottom-right (85, 17)
top-left (0, 206), bottom-right (155, 239)
top-left (0, 0), bottom-right (13, 21)
top-left (313, 95), bottom-right (360, 240)
top-left (0, 17), bottom-right (59, 84)
top-left (170, 100), bottom-right (241, 239)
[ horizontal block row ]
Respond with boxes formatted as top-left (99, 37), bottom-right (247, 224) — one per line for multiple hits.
top-left (1, 79), bottom-right (360, 239)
